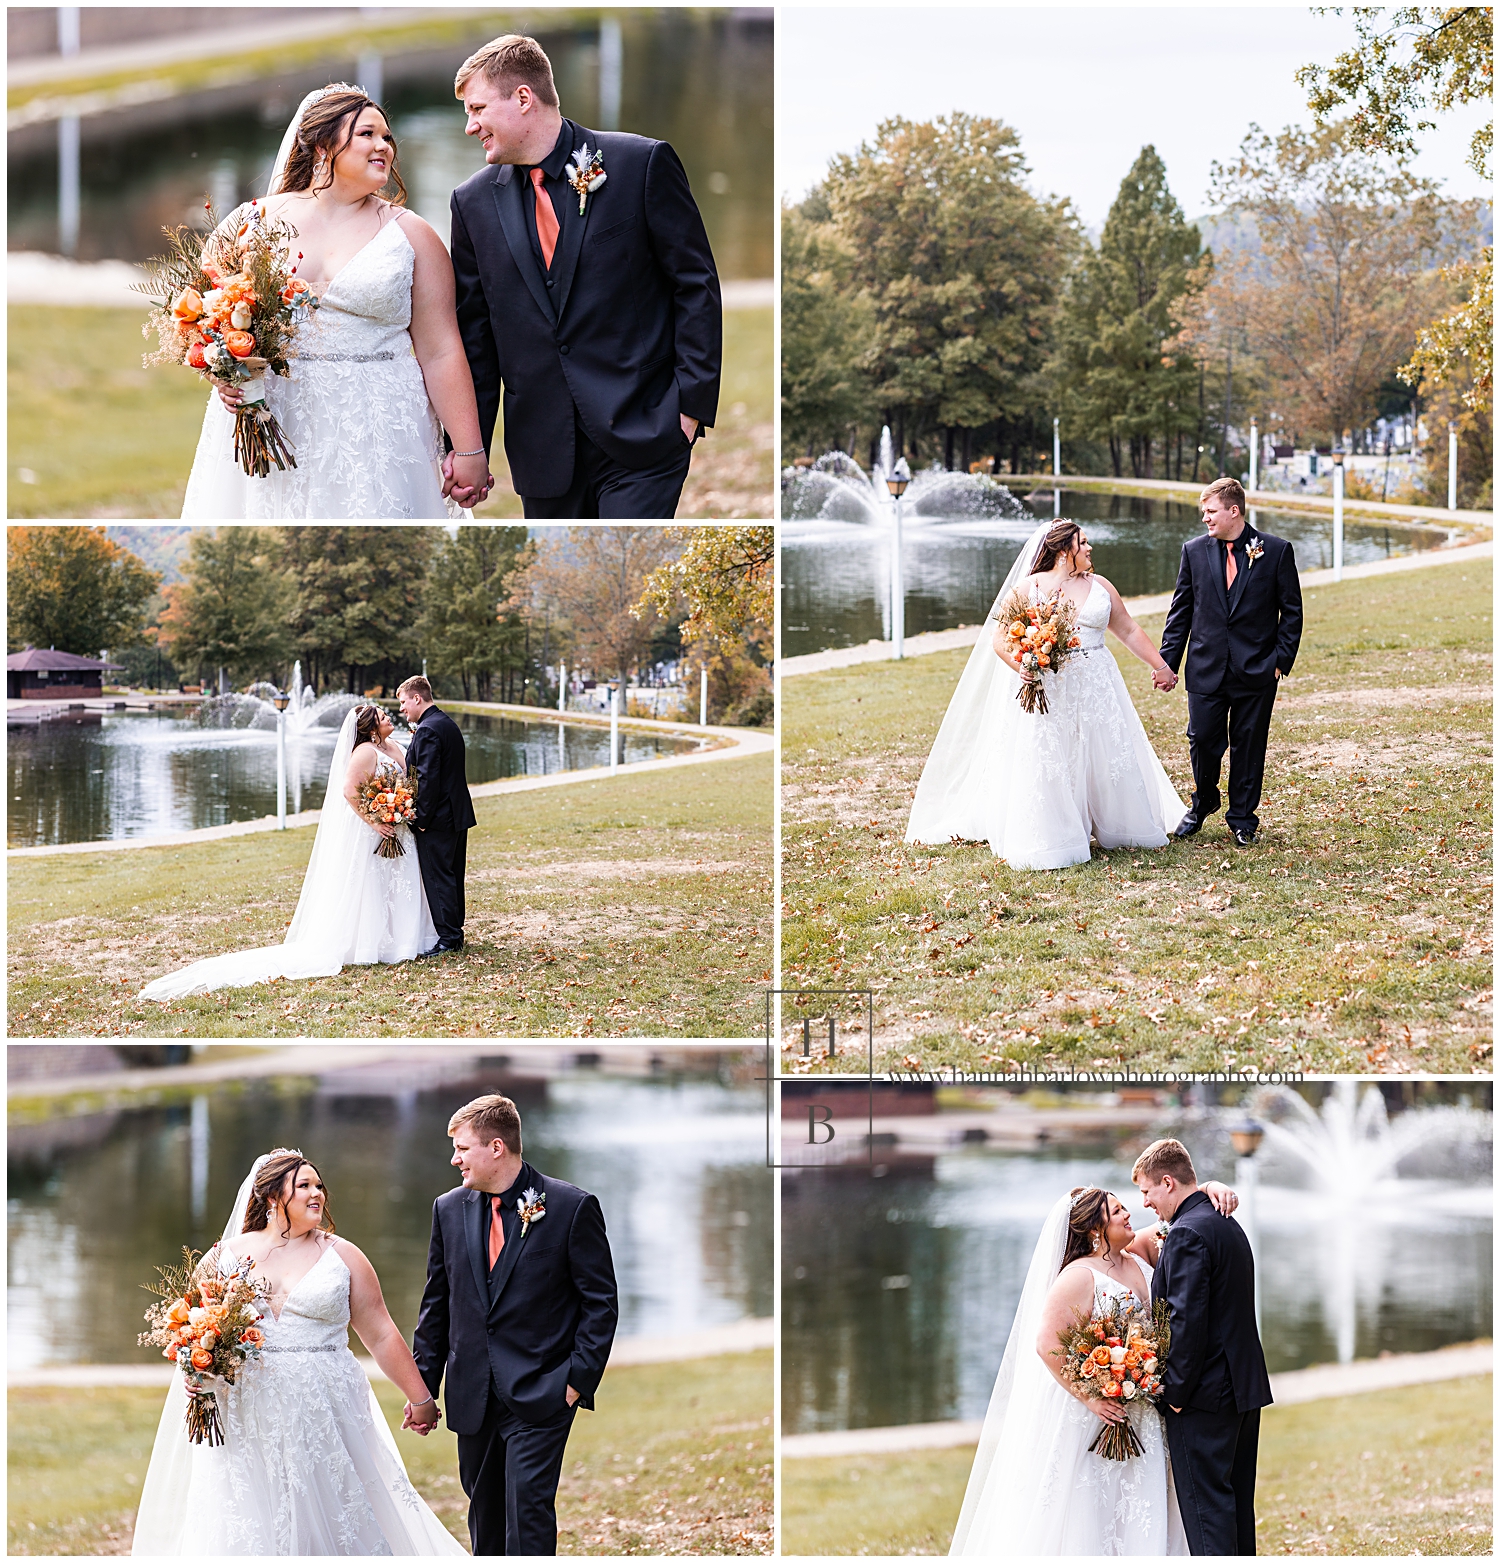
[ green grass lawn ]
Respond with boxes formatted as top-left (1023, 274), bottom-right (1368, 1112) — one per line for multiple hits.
top-left (9, 304), bottom-right (771, 520)
top-left (782, 1374), bottom-right (1492, 1556)
top-left (781, 564), bottom-right (1492, 1073)
top-left (8, 753), bottom-right (771, 1038)
top-left (7, 1349), bottom-right (772, 1556)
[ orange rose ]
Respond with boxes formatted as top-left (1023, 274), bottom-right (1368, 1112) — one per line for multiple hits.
top-left (1110, 1365), bottom-right (1127, 1379)
top-left (223, 330), bottom-right (256, 358)
top-left (1037, 654), bottom-right (1051, 668)
top-left (190, 1348), bottom-right (214, 1370)
top-left (1089, 1345), bottom-right (1112, 1366)
top-left (1103, 1380), bottom-right (1123, 1398)
top-left (167, 1299), bottom-right (191, 1325)
top-left (186, 340), bottom-right (209, 370)
top-left (241, 1326), bottom-right (264, 1347)
top-left (1068, 636), bottom-right (1080, 648)
top-left (172, 288), bottom-right (204, 321)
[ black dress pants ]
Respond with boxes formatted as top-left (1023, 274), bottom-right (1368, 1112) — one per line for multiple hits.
top-left (1166, 1405), bottom-right (1260, 1556)
top-left (415, 827), bottom-right (467, 948)
top-left (521, 415), bottom-right (694, 519)
top-left (1184, 679), bottom-right (1278, 835)
top-left (456, 1395), bottom-right (577, 1556)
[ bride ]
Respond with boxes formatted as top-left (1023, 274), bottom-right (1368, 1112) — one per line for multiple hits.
top-left (180, 83), bottom-right (492, 519)
top-left (132, 1149), bottom-right (465, 1554)
top-left (950, 1181), bottom-right (1237, 1556)
top-left (906, 519), bottom-right (1187, 869)
top-left (139, 704), bottom-right (436, 1000)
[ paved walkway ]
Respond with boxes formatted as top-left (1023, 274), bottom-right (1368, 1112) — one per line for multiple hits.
top-left (781, 1341), bottom-right (1493, 1457)
top-left (8, 1318), bottom-right (773, 1390)
top-left (782, 539), bottom-right (1492, 677)
top-left (8, 718), bottom-right (771, 859)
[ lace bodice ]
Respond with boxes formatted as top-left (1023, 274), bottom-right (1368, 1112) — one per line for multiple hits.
top-left (1089, 1253), bottom-right (1153, 1314)
top-left (289, 217), bottom-right (417, 365)
top-left (1032, 575), bottom-right (1109, 652)
top-left (221, 1240), bottom-right (351, 1351)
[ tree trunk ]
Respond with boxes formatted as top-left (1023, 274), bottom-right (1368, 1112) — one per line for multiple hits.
top-left (962, 427), bottom-right (972, 471)
top-left (1109, 434), bottom-right (1122, 478)
top-left (1220, 342), bottom-right (1233, 475)
top-left (944, 426), bottom-right (955, 471)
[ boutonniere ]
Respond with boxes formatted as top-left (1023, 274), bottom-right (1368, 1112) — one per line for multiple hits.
top-left (1244, 536), bottom-right (1264, 571)
top-left (565, 144), bottom-right (606, 214)
top-left (517, 1188), bottom-right (546, 1235)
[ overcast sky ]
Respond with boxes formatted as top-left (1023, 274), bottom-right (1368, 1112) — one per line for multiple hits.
top-left (779, 4), bottom-right (1492, 229)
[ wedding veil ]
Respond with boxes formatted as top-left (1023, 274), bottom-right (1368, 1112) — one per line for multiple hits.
top-left (266, 83), bottom-right (367, 196)
top-left (130, 1153), bottom-right (281, 1555)
top-left (949, 1191), bottom-right (1072, 1555)
top-left (905, 520), bottom-right (1053, 844)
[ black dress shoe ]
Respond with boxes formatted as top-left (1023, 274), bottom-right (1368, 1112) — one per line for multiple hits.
top-left (415, 944), bottom-right (445, 959)
top-left (1172, 816), bottom-right (1202, 839)
top-left (1231, 828), bottom-right (1256, 847)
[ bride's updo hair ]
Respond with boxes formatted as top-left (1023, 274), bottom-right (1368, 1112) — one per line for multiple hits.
top-left (275, 86), bottom-right (408, 206)
top-left (242, 1148), bottom-right (336, 1240)
top-left (353, 704), bottom-right (383, 749)
top-left (1061, 1185), bottom-right (1114, 1268)
top-left (1029, 520), bottom-right (1083, 575)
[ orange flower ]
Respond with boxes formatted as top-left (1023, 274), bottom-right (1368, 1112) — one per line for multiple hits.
top-left (190, 1348), bottom-right (214, 1370)
top-left (186, 340), bottom-right (209, 370)
top-left (1102, 1379), bottom-right (1123, 1398)
top-left (172, 288), bottom-right (204, 321)
top-left (1037, 654), bottom-right (1050, 668)
top-left (1068, 636), bottom-right (1080, 648)
top-left (242, 1326), bottom-right (264, 1347)
top-left (223, 330), bottom-right (256, 358)
top-left (1088, 1345), bottom-right (1112, 1366)
top-left (167, 1299), bottom-right (191, 1325)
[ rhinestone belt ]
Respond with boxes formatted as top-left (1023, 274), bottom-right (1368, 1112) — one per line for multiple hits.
top-left (259, 1343), bottom-right (345, 1353)
top-left (291, 351), bottom-right (399, 363)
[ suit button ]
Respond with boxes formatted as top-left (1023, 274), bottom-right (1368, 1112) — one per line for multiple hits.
top-left (559, 343), bottom-right (570, 355)
top-left (546, 279), bottom-right (555, 288)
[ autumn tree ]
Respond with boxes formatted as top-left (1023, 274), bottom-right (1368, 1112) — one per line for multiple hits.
top-left (7, 526), bottom-right (159, 656)
top-left (1208, 121), bottom-right (1460, 445)
top-left (155, 527), bottom-right (295, 685)
top-left (822, 113), bottom-right (1076, 468)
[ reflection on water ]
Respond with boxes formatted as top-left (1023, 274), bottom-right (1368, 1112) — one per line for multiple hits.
top-left (7, 1063), bottom-right (770, 1369)
top-left (782, 1144), bottom-right (1491, 1433)
top-left (781, 491), bottom-right (1444, 658)
top-left (8, 11), bottom-right (772, 279)
top-left (8, 709), bottom-right (705, 847)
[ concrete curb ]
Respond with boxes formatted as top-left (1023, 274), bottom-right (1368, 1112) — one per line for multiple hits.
top-left (780, 1342), bottom-right (1493, 1457)
top-left (781, 540), bottom-right (1493, 677)
top-left (7, 726), bottom-right (772, 858)
top-left (7, 1318), bottom-right (773, 1388)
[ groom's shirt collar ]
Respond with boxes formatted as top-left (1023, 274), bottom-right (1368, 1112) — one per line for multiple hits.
top-left (492, 1161), bottom-right (534, 1206)
top-left (521, 120), bottom-right (580, 279)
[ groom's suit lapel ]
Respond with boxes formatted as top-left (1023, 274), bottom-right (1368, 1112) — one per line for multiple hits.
top-left (464, 1190), bottom-right (490, 1306)
top-left (1205, 534), bottom-right (1230, 620)
top-left (1225, 527), bottom-right (1256, 619)
top-left (491, 165), bottom-right (555, 325)
top-left (551, 122), bottom-right (597, 324)
top-left (487, 1163), bottom-right (539, 1318)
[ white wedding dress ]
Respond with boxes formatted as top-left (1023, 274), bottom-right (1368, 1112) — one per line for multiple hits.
top-left (140, 713), bottom-right (436, 999)
top-left (951, 1198), bottom-right (1187, 1556)
top-left (179, 203), bottom-right (467, 521)
top-left (132, 1161), bottom-right (465, 1555)
top-left (906, 524), bottom-right (1186, 868)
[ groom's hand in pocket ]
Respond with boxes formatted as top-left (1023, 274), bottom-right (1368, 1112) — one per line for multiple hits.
top-left (566, 1385), bottom-right (581, 1407)
top-left (680, 414), bottom-right (699, 443)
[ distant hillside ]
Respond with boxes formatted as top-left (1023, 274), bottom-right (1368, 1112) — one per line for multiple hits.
top-left (105, 526), bottom-right (198, 584)
top-left (1191, 202), bottom-right (1491, 276)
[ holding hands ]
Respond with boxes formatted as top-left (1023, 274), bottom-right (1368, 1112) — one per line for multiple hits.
top-left (1151, 665), bottom-right (1178, 691)
top-left (401, 1394), bottom-right (441, 1435)
top-left (441, 448), bottom-right (494, 509)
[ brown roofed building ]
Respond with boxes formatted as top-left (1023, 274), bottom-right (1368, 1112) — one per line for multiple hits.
top-left (7, 646), bottom-right (123, 700)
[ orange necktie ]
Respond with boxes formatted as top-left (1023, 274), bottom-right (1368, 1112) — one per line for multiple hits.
top-left (530, 167), bottom-right (559, 270)
top-left (489, 1196), bottom-right (506, 1268)
top-left (1225, 541), bottom-right (1237, 590)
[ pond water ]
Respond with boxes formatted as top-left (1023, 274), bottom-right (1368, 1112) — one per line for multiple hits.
top-left (782, 1136), bottom-right (1491, 1433)
top-left (781, 489), bottom-right (1446, 659)
top-left (7, 707), bottom-right (707, 848)
top-left (7, 1059), bottom-right (771, 1369)
top-left (8, 11), bottom-right (772, 279)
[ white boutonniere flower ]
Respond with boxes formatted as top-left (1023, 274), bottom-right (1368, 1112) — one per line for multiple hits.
top-left (1244, 536), bottom-right (1264, 571)
top-left (517, 1188), bottom-right (546, 1235)
top-left (566, 144), bottom-right (607, 215)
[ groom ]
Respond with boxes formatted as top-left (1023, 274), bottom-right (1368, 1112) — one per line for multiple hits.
top-left (1158, 476), bottom-right (1304, 846)
top-left (412, 1093), bottom-right (619, 1555)
top-left (1134, 1138), bottom-right (1273, 1557)
top-left (397, 676), bottom-right (476, 955)
top-left (445, 33), bottom-right (722, 518)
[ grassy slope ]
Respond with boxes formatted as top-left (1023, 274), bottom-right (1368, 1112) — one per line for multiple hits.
top-left (6, 1350), bottom-right (772, 1556)
top-left (9, 304), bottom-right (770, 521)
top-left (8, 753), bottom-right (771, 1038)
top-left (782, 565), bottom-right (1492, 1073)
top-left (781, 1374), bottom-right (1492, 1556)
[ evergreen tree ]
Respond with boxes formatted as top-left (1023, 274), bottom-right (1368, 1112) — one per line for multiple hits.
top-left (155, 527), bottom-right (295, 685)
top-left (417, 526), bottom-right (529, 703)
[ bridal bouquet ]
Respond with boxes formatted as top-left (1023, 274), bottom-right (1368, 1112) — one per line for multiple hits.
top-left (355, 768), bottom-right (418, 859)
top-left (138, 1245), bottom-right (267, 1446)
top-left (1055, 1295), bottom-right (1170, 1460)
top-left (995, 587), bottom-right (1082, 715)
top-left (138, 199), bottom-right (319, 478)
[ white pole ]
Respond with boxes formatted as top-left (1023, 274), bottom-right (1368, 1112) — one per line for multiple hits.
top-left (1448, 422), bottom-right (1458, 510)
top-left (276, 709), bottom-right (287, 829)
top-left (558, 660), bottom-right (566, 713)
top-left (1332, 460), bottom-right (1345, 581)
top-left (892, 497), bottom-right (905, 659)
top-left (1053, 486), bottom-right (1060, 518)
top-left (699, 666), bottom-right (708, 727)
top-left (609, 686), bottom-right (619, 775)
top-left (1248, 419), bottom-right (1258, 494)
top-left (1052, 417), bottom-right (1060, 479)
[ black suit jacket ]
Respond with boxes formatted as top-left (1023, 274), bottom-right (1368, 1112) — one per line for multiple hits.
top-left (1150, 1189), bottom-right (1273, 1415)
top-left (1158, 526), bottom-right (1303, 694)
top-left (406, 705), bottom-right (477, 834)
top-left (450, 118), bottom-right (722, 499)
top-left (412, 1164), bottom-right (619, 1435)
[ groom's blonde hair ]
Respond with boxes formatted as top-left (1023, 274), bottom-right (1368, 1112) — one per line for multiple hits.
top-left (1200, 475), bottom-right (1245, 517)
top-left (449, 1094), bottom-right (522, 1155)
top-left (396, 675), bottom-right (433, 703)
top-left (1132, 1138), bottom-right (1196, 1186)
top-left (455, 35), bottom-right (559, 107)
